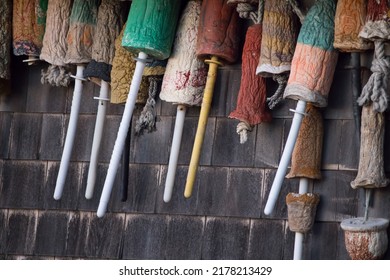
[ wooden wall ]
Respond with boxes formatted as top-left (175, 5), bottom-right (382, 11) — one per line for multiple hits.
top-left (1, 34), bottom-right (390, 260)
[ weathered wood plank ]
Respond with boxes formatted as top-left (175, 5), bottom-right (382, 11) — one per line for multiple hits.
top-left (0, 210), bottom-right (7, 254)
top-left (0, 112), bottom-right (12, 158)
top-left (175, 116), bottom-right (215, 166)
top-left (112, 164), bottom-right (159, 213)
top-left (212, 118), bottom-right (255, 167)
top-left (6, 210), bottom-right (37, 255)
top-left (64, 211), bottom-right (89, 258)
top-left (202, 217), bottom-right (250, 260)
top-left (225, 168), bottom-right (263, 218)
top-left (165, 216), bottom-right (205, 260)
top-left (43, 161), bottom-right (82, 210)
top-left (247, 219), bottom-right (285, 260)
top-left (255, 119), bottom-right (284, 168)
top-left (313, 170), bottom-right (358, 222)
top-left (85, 213), bottom-right (125, 259)
top-left (211, 67), bottom-right (242, 117)
top-left (26, 65), bottom-right (67, 113)
top-left (156, 165), bottom-right (198, 215)
top-left (122, 214), bottom-right (168, 259)
top-left (323, 68), bottom-right (354, 120)
top-left (9, 113), bottom-right (42, 159)
top-left (339, 119), bottom-right (359, 170)
top-left (196, 167), bottom-right (229, 217)
top-left (130, 116), bottom-right (172, 164)
top-left (40, 114), bottom-right (65, 160)
top-left (34, 211), bottom-right (68, 256)
top-left (71, 115), bottom-right (95, 162)
top-left (262, 169), bottom-right (299, 219)
top-left (321, 119), bottom-right (342, 170)
top-left (0, 161), bottom-right (46, 209)
top-left (305, 222), bottom-right (340, 260)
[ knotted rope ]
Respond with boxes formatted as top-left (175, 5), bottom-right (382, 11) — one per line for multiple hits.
top-left (234, 0), bottom-right (265, 143)
top-left (135, 76), bottom-right (160, 135)
top-left (357, 40), bottom-right (390, 112)
top-left (235, 1), bottom-right (264, 24)
top-left (41, 65), bottom-right (71, 87)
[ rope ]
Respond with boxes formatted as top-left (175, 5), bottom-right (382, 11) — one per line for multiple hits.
top-left (41, 65), bottom-right (71, 87)
top-left (267, 74), bottom-right (288, 109)
top-left (135, 76), bottom-right (161, 135)
top-left (287, 0), bottom-right (305, 23)
top-left (357, 40), bottom-right (390, 113)
top-left (236, 121), bottom-right (253, 144)
top-left (234, 0), bottom-right (264, 24)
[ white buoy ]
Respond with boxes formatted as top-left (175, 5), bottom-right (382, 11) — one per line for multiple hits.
top-left (85, 80), bottom-right (110, 199)
top-left (54, 65), bottom-right (85, 200)
top-left (159, 1), bottom-right (206, 202)
top-left (97, 52), bottom-right (148, 217)
top-left (264, 100), bottom-right (306, 215)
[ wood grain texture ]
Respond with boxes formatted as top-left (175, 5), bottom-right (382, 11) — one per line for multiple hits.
top-left (86, 213), bottom-right (125, 259)
top-left (34, 211), bottom-right (68, 256)
top-left (0, 161), bottom-right (46, 209)
top-left (6, 210), bottom-right (37, 255)
top-left (202, 217), bottom-right (249, 259)
top-left (247, 219), bottom-right (285, 259)
top-left (165, 215), bottom-right (205, 259)
top-left (123, 214), bottom-right (168, 259)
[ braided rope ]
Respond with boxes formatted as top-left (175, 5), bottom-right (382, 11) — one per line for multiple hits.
top-left (135, 76), bottom-right (161, 135)
top-left (357, 40), bottom-right (390, 112)
top-left (236, 121), bottom-right (253, 144)
top-left (235, 0), bottom-right (264, 24)
top-left (267, 74), bottom-right (288, 109)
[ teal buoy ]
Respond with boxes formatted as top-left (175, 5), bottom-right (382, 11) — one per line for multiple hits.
top-left (98, 0), bottom-right (181, 217)
top-left (122, 0), bottom-right (181, 60)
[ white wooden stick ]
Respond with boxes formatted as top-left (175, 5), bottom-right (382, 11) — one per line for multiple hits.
top-left (97, 52), bottom-right (148, 217)
top-left (54, 65), bottom-right (85, 200)
top-left (264, 100), bottom-right (307, 215)
top-left (293, 177), bottom-right (309, 260)
top-left (163, 104), bottom-right (187, 202)
top-left (85, 80), bottom-right (110, 199)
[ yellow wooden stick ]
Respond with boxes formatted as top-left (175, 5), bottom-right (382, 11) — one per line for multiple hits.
top-left (184, 55), bottom-right (222, 198)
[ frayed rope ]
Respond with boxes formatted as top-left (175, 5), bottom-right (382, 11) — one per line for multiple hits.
top-left (135, 76), bottom-right (161, 135)
top-left (41, 65), bottom-right (71, 87)
top-left (357, 40), bottom-right (390, 112)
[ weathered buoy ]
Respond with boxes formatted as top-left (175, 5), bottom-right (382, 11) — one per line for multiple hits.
top-left (265, 0), bottom-right (338, 216)
top-left (159, 0), bottom-right (207, 202)
top-left (0, 0), bottom-right (12, 81)
top-left (54, 0), bottom-right (99, 200)
top-left (84, 0), bottom-right (127, 200)
top-left (40, 0), bottom-right (73, 87)
top-left (13, 0), bottom-right (48, 64)
top-left (184, 0), bottom-right (241, 198)
top-left (341, 217), bottom-right (389, 260)
top-left (256, 0), bottom-right (299, 109)
top-left (228, 0), bottom-right (272, 144)
top-left (286, 192), bottom-right (320, 233)
top-left (98, 0), bottom-right (181, 217)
